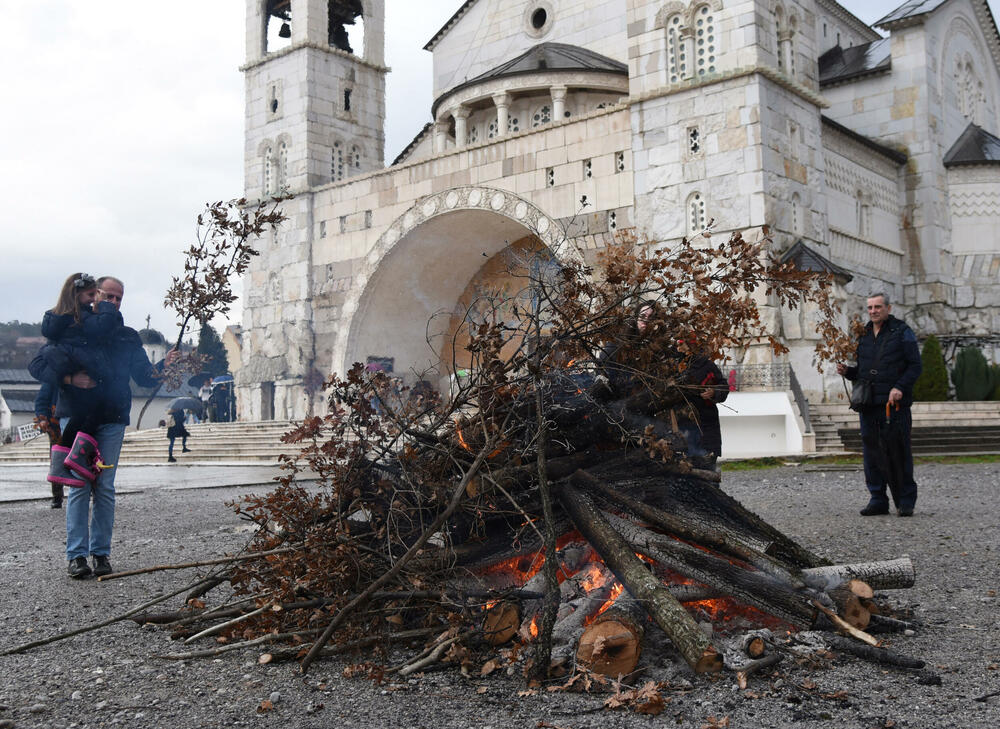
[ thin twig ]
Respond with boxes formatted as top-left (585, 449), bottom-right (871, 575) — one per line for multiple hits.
top-left (97, 545), bottom-right (300, 581)
top-left (183, 601), bottom-right (274, 644)
top-left (2, 577), bottom-right (208, 655)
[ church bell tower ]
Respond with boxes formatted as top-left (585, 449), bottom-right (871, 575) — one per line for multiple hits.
top-left (243, 0), bottom-right (387, 199)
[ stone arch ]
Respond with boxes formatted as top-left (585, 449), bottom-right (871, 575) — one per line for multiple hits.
top-left (331, 186), bottom-right (579, 378)
top-left (654, 1), bottom-right (687, 29)
top-left (686, 0), bottom-right (722, 29)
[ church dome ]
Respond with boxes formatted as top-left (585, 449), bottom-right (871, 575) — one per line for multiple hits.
top-left (139, 328), bottom-right (166, 345)
top-left (432, 42), bottom-right (628, 119)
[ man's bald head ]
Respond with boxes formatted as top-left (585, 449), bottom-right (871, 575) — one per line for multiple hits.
top-left (97, 276), bottom-right (125, 310)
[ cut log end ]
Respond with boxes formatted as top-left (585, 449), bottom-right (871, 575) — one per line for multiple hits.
top-left (576, 615), bottom-right (643, 677)
top-left (695, 648), bottom-right (724, 673)
top-left (482, 601), bottom-right (520, 645)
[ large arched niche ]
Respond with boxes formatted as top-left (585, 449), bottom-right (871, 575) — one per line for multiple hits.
top-left (334, 186), bottom-right (574, 382)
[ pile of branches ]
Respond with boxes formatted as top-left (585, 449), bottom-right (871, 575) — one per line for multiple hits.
top-left (8, 225), bottom-right (902, 691)
top-left (182, 225), bottom-right (867, 674)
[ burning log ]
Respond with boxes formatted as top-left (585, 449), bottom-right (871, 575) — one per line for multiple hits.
top-left (600, 511), bottom-right (820, 629)
top-left (557, 482), bottom-right (722, 673)
top-left (576, 591), bottom-right (645, 677)
top-left (549, 562), bottom-right (618, 669)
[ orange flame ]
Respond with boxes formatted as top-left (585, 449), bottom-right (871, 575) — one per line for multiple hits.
top-left (529, 616), bottom-right (539, 638)
top-left (455, 425), bottom-right (471, 452)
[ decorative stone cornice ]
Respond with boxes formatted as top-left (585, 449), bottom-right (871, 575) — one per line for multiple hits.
top-left (629, 65), bottom-right (829, 109)
top-left (241, 41), bottom-right (390, 73)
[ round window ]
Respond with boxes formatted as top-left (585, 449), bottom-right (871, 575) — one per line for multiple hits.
top-left (524, 3), bottom-right (553, 37)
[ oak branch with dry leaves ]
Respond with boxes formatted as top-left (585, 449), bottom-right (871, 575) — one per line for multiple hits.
top-left (135, 198), bottom-right (287, 428)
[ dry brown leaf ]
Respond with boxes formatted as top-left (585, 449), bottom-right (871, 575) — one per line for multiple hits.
top-left (257, 700), bottom-right (274, 713)
top-left (480, 659), bottom-right (498, 677)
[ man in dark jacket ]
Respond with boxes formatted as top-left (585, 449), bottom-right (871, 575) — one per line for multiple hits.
top-left (30, 276), bottom-right (175, 577)
top-left (837, 293), bottom-right (922, 516)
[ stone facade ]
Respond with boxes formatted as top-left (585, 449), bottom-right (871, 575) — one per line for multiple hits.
top-left (238, 0), bottom-right (1000, 420)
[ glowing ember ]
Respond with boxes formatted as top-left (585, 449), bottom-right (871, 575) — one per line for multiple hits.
top-left (529, 616), bottom-right (539, 638)
top-left (593, 581), bottom-right (624, 619)
top-left (455, 425), bottom-right (471, 452)
top-left (577, 564), bottom-right (610, 592)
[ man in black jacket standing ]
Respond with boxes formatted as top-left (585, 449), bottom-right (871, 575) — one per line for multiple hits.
top-left (837, 293), bottom-right (922, 516)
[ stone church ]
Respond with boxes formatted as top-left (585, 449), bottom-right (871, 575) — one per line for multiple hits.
top-left (237, 0), bottom-right (1000, 422)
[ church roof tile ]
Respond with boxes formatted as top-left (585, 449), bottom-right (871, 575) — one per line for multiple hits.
top-left (943, 122), bottom-right (1000, 166)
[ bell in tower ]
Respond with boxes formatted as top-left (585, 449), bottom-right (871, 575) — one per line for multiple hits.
top-left (328, 0), bottom-right (364, 54)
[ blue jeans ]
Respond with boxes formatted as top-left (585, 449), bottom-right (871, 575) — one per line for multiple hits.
top-left (65, 423), bottom-right (126, 560)
top-left (858, 406), bottom-right (917, 510)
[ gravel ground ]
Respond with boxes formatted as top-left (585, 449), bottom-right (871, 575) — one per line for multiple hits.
top-left (1, 462), bottom-right (998, 729)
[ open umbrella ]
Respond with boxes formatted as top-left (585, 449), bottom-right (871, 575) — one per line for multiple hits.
top-left (187, 373), bottom-right (212, 387)
top-left (212, 374), bottom-right (234, 385)
top-left (168, 397), bottom-right (204, 416)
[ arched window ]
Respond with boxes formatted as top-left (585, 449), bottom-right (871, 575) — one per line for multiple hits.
top-left (467, 124), bottom-right (479, 145)
top-left (277, 141), bottom-right (288, 191)
top-left (531, 105), bottom-right (551, 127)
top-left (786, 16), bottom-right (797, 76)
top-left (774, 6), bottom-right (784, 70)
top-left (856, 190), bottom-right (871, 239)
top-left (263, 145), bottom-right (273, 195)
top-left (487, 119), bottom-right (498, 139)
top-left (694, 6), bottom-right (716, 76)
top-left (688, 192), bottom-right (707, 236)
top-left (350, 144), bottom-right (361, 169)
top-left (957, 59), bottom-right (985, 123)
top-left (508, 114), bottom-right (520, 133)
top-left (331, 141), bottom-right (345, 182)
top-left (791, 192), bottom-right (802, 236)
top-left (666, 14), bottom-right (685, 83)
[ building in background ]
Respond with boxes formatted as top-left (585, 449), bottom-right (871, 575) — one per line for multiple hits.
top-left (235, 0), bottom-right (1000, 442)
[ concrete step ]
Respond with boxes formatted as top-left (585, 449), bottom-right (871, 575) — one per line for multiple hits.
top-left (0, 421), bottom-right (297, 464)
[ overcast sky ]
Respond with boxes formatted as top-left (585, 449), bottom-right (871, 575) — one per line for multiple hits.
top-left (1, 0), bottom-right (993, 338)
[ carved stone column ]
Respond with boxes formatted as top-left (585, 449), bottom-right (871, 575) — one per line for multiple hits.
top-left (432, 120), bottom-right (449, 153)
top-left (680, 28), bottom-right (696, 80)
top-left (492, 92), bottom-right (511, 138)
top-left (550, 85), bottom-right (567, 121)
top-left (452, 106), bottom-right (471, 147)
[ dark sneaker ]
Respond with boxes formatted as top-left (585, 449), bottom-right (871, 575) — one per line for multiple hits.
top-left (898, 507), bottom-right (914, 517)
top-left (181, 447), bottom-right (191, 453)
top-left (50, 498), bottom-right (63, 509)
top-left (68, 557), bottom-right (92, 579)
top-left (167, 455), bottom-right (177, 463)
top-left (860, 503), bottom-right (889, 516)
top-left (93, 555), bottom-right (112, 577)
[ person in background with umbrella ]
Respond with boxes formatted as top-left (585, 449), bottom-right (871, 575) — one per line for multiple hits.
top-left (836, 293), bottom-right (922, 517)
top-left (166, 406), bottom-right (191, 463)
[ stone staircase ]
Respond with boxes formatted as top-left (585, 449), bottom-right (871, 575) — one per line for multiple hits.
top-left (810, 402), bottom-right (1000, 454)
top-left (0, 421), bottom-right (297, 465)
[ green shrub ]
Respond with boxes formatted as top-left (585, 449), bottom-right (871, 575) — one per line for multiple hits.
top-left (990, 364), bottom-right (1000, 401)
top-left (912, 334), bottom-right (949, 401)
top-left (951, 346), bottom-right (996, 400)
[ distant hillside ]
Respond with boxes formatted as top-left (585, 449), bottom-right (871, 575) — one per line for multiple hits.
top-left (1, 321), bottom-right (43, 369)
